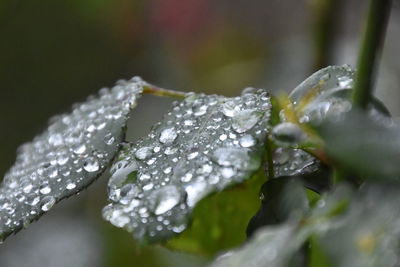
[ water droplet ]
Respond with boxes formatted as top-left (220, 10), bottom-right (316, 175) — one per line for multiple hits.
top-left (239, 135), bottom-right (256, 147)
top-left (103, 206), bottom-right (130, 227)
top-left (149, 186), bottom-right (182, 215)
top-left (338, 76), bottom-right (353, 88)
top-left (135, 146), bottom-right (153, 160)
top-left (104, 133), bottom-right (115, 145)
top-left (40, 186), bottom-right (51, 195)
top-left (187, 151), bottom-right (199, 160)
top-left (165, 146), bottom-right (178, 155)
top-left (231, 110), bottom-right (262, 133)
top-left (159, 128), bottom-right (178, 144)
top-left (181, 173), bottom-right (193, 182)
top-left (73, 144), bottom-right (87, 155)
top-left (163, 167), bottom-right (172, 174)
top-left (221, 168), bottom-right (235, 178)
top-left (83, 157), bottom-right (100, 172)
top-left (48, 134), bottom-right (63, 146)
top-left (66, 181), bottom-right (76, 190)
top-left (143, 183), bottom-right (154, 191)
top-left (219, 134), bottom-right (228, 141)
top-left (40, 196), bottom-right (56, 211)
top-left (212, 147), bottom-right (260, 171)
top-left (221, 101), bottom-right (239, 117)
top-left (194, 105), bottom-right (208, 116)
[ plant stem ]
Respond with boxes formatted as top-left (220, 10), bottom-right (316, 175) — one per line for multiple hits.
top-left (352, 0), bottom-right (392, 109)
top-left (143, 84), bottom-right (188, 99)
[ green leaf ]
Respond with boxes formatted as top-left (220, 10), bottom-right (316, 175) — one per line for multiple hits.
top-left (102, 89), bottom-right (272, 245)
top-left (246, 177), bottom-right (309, 238)
top-left (209, 184), bottom-right (353, 267)
top-left (246, 166), bottom-right (331, 238)
top-left (212, 182), bottom-right (400, 267)
top-left (316, 109), bottom-right (399, 179)
top-left (0, 77), bottom-right (145, 241)
top-left (315, 183), bottom-right (400, 267)
top-left (210, 222), bottom-right (311, 267)
top-left (166, 169), bottom-right (266, 256)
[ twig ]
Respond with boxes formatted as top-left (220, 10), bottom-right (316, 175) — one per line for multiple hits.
top-left (143, 84), bottom-right (188, 99)
top-left (352, 0), bottom-right (393, 108)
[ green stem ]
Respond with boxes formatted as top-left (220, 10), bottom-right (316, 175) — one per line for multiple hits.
top-left (143, 84), bottom-right (187, 99)
top-left (352, 0), bottom-right (392, 109)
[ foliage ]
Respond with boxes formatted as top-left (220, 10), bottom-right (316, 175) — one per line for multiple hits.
top-left (0, 0), bottom-right (397, 263)
top-left (1, 62), bottom-right (399, 267)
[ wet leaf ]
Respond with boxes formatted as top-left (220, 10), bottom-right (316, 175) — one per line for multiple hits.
top-left (271, 148), bottom-right (322, 177)
top-left (316, 109), bottom-right (400, 179)
top-left (103, 89), bottom-right (272, 244)
top-left (315, 183), bottom-right (400, 267)
top-left (166, 169), bottom-right (266, 256)
top-left (212, 182), bottom-right (400, 267)
top-left (0, 77), bottom-right (145, 241)
top-left (210, 222), bottom-right (310, 267)
top-left (246, 165), bottom-right (331, 238)
top-left (209, 184), bottom-right (353, 267)
top-left (246, 177), bottom-right (309, 238)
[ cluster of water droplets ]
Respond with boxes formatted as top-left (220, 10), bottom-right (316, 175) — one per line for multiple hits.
top-left (271, 148), bottom-right (319, 177)
top-left (0, 77), bottom-right (145, 241)
top-left (103, 88), bottom-right (271, 242)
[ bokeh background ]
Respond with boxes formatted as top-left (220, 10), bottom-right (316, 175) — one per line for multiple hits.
top-left (1, 0), bottom-right (400, 266)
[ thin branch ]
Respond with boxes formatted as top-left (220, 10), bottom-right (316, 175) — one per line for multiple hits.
top-left (352, 0), bottom-right (393, 109)
top-left (143, 84), bottom-right (188, 99)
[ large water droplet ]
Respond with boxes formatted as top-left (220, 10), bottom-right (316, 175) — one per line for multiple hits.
top-left (149, 186), bottom-right (182, 215)
top-left (39, 186), bottom-right (51, 195)
top-left (40, 196), bottom-right (56, 211)
top-left (135, 147), bottom-right (153, 160)
top-left (239, 135), bottom-right (256, 147)
top-left (83, 157), bottom-right (100, 172)
top-left (232, 110), bottom-right (262, 133)
top-left (159, 128), bottom-right (178, 144)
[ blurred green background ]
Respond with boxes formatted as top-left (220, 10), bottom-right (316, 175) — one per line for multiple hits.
top-left (0, 0), bottom-right (399, 266)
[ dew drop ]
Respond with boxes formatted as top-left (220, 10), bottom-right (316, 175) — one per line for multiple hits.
top-left (40, 186), bottom-right (51, 195)
top-left (66, 181), bottom-right (77, 190)
top-left (149, 186), bottom-right (182, 215)
top-left (239, 135), bottom-right (256, 147)
top-left (40, 196), bottom-right (56, 211)
top-left (159, 128), bottom-right (178, 144)
top-left (73, 144), bottom-right (87, 155)
top-left (231, 110), bottom-right (262, 133)
top-left (135, 146), bottom-right (153, 160)
top-left (104, 133), bottom-right (115, 145)
top-left (194, 105), bottom-right (208, 116)
top-left (83, 157), bottom-right (100, 172)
